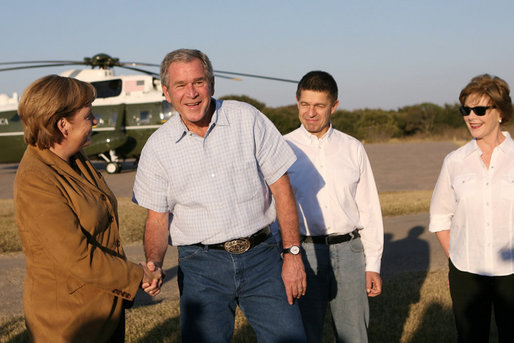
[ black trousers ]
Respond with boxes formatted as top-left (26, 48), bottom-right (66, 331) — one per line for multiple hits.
top-left (449, 259), bottom-right (514, 343)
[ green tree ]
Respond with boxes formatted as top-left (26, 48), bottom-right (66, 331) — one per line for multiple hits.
top-left (399, 103), bottom-right (444, 135)
top-left (265, 105), bottom-right (299, 134)
top-left (355, 109), bottom-right (402, 142)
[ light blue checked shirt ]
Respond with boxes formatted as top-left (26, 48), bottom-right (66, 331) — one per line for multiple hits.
top-left (133, 99), bottom-right (296, 246)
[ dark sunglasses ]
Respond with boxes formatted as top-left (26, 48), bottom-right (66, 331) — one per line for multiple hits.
top-left (459, 106), bottom-right (495, 116)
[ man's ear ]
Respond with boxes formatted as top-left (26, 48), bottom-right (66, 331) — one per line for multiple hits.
top-left (162, 85), bottom-right (172, 103)
top-left (330, 100), bottom-right (339, 114)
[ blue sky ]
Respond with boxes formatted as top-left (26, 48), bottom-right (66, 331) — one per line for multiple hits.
top-left (1, 0), bottom-right (513, 110)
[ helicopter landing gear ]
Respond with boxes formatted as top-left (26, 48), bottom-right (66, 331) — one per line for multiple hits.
top-left (99, 150), bottom-right (122, 174)
top-left (105, 162), bottom-right (122, 174)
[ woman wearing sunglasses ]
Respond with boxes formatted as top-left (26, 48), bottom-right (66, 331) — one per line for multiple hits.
top-left (429, 74), bottom-right (514, 342)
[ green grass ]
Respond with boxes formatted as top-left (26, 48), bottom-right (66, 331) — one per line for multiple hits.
top-left (0, 199), bottom-right (20, 253)
top-left (380, 190), bottom-right (432, 217)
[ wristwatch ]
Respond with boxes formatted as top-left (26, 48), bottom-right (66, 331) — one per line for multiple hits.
top-left (282, 245), bottom-right (301, 255)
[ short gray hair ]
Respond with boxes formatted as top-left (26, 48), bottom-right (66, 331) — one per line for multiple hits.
top-left (160, 49), bottom-right (214, 87)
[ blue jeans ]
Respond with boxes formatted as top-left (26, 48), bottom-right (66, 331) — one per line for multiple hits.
top-left (300, 237), bottom-right (369, 343)
top-left (178, 235), bottom-right (306, 343)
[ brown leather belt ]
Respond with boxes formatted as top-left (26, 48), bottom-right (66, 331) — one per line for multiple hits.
top-left (302, 229), bottom-right (360, 245)
top-left (194, 227), bottom-right (270, 254)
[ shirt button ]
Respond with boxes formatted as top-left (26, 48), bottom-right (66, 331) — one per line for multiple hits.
top-left (485, 182), bottom-right (489, 186)
top-left (211, 173), bottom-right (215, 178)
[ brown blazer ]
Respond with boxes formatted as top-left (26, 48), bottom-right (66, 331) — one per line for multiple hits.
top-left (14, 146), bottom-right (143, 342)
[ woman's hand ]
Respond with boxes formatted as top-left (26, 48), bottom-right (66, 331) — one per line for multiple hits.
top-left (140, 261), bottom-right (165, 296)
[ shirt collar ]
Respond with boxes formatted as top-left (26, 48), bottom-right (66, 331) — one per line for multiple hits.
top-left (463, 131), bottom-right (514, 157)
top-left (497, 131), bottom-right (514, 154)
top-left (171, 98), bottom-right (228, 143)
top-left (299, 123), bottom-right (333, 144)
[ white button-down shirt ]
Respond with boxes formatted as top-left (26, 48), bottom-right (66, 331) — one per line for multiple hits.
top-left (430, 132), bottom-right (514, 276)
top-left (282, 125), bottom-right (384, 272)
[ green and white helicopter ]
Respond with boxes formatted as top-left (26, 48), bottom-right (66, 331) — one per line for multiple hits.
top-left (0, 54), bottom-right (297, 173)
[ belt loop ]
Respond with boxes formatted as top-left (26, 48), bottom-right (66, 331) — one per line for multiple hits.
top-left (324, 236), bottom-right (329, 245)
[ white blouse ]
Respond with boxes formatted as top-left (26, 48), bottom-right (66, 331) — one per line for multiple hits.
top-left (430, 132), bottom-right (514, 276)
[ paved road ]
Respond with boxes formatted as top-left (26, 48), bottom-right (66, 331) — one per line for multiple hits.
top-left (0, 141), bottom-right (459, 317)
top-left (0, 141), bottom-right (458, 199)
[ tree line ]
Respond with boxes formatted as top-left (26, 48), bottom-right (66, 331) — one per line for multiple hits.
top-left (220, 95), bottom-right (471, 142)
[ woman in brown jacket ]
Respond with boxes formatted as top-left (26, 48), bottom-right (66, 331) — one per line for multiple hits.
top-left (14, 75), bottom-right (163, 342)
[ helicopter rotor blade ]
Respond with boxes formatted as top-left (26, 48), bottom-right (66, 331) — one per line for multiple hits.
top-left (213, 70), bottom-right (298, 84)
top-left (117, 65), bottom-right (159, 77)
top-left (214, 74), bottom-right (242, 81)
top-left (0, 55), bottom-right (298, 84)
top-left (119, 62), bottom-right (297, 83)
top-left (120, 62), bottom-right (160, 68)
top-left (0, 60), bottom-right (83, 66)
top-left (0, 62), bottom-right (87, 72)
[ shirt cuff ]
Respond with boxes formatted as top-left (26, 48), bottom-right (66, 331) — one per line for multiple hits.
top-left (429, 214), bottom-right (452, 232)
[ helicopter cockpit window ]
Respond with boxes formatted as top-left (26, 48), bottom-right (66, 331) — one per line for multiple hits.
top-left (138, 111), bottom-right (151, 124)
top-left (91, 79), bottom-right (122, 98)
top-left (94, 112), bottom-right (118, 127)
top-left (160, 101), bottom-right (176, 122)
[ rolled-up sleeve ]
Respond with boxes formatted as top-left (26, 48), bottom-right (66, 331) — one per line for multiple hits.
top-left (429, 157), bottom-right (456, 232)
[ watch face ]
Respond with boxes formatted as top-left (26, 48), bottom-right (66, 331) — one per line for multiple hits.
top-left (290, 245), bottom-right (300, 254)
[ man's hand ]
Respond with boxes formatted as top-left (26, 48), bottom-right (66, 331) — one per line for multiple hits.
top-left (365, 271), bottom-right (382, 297)
top-left (282, 253), bottom-right (307, 305)
top-left (140, 261), bottom-right (165, 296)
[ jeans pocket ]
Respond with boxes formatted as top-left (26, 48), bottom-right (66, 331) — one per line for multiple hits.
top-left (350, 237), bottom-right (364, 253)
top-left (178, 246), bottom-right (203, 262)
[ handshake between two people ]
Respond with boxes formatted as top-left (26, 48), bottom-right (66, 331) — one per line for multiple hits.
top-left (140, 261), bottom-right (165, 297)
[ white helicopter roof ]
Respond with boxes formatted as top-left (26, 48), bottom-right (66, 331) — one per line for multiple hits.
top-left (0, 68), bottom-right (165, 111)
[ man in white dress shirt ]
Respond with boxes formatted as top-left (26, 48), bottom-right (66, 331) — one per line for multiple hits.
top-left (278, 71), bottom-right (384, 342)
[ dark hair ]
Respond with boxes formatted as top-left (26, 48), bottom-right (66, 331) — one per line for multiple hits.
top-left (296, 71), bottom-right (338, 103)
top-left (160, 49), bottom-right (214, 87)
top-left (459, 74), bottom-right (512, 124)
top-left (18, 75), bottom-right (96, 149)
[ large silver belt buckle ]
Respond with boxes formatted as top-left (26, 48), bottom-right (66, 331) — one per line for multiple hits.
top-left (224, 238), bottom-right (251, 254)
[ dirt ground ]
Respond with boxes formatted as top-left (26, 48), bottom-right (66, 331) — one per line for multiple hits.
top-left (0, 141), bottom-right (458, 317)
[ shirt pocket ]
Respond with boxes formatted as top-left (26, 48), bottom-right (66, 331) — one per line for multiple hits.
top-left (451, 173), bottom-right (477, 201)
top-left (232, 161), bottom-right (261, 202)
top-left (500, 174), bottom-right (514, 200)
